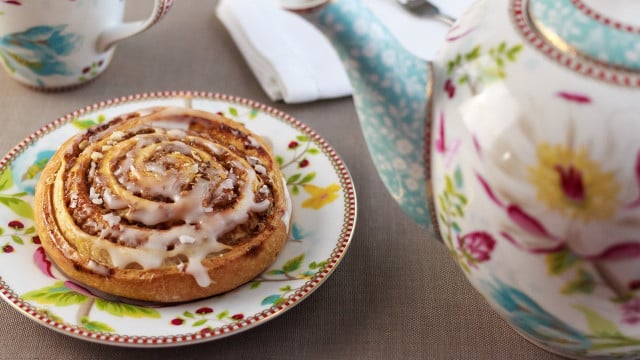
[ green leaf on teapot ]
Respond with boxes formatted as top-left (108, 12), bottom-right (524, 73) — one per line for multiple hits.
top-left (574, 304), bottom-right (622, 338)
top-left (506, 45), bottom-right (523, 61)
top-left (454, 167), bottom-right (464, 188)
top-left (445, 175), bottom-right (455, 193)
top-left (546, 249), bottom-right (580, 275)
top-left (0, 51), bottom-right (16, 73)
top-left (561, 269), bottom-right (595, 295)
top-left (464, 46), bottom-right (481, 62)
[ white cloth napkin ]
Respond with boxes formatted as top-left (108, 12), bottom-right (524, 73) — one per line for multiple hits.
top-left (215, 0), bottom-right (471, 103)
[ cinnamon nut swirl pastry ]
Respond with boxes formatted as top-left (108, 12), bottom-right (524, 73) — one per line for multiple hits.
top-left (34, 106), bottom-right (292, 303)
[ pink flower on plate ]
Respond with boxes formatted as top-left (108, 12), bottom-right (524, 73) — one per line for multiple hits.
top-left (458, 231), bottom-right (496, 265)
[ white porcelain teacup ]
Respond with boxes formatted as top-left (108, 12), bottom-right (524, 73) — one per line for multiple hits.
top-left (0, 0), bottom-right (172, 89)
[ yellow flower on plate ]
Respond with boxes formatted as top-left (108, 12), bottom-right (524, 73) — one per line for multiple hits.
top-left (301, 183), bottom-right (341, 210)
top-left (528, 143), bottom-right (620, 222)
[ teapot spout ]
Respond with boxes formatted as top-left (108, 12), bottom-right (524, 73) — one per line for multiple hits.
top-left (284, 0), bottom-right (435, 232)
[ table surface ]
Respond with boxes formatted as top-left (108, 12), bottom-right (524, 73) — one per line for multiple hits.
top-left (0, 2), bottom-right (564, 359)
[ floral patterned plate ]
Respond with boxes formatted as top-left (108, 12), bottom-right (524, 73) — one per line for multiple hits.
top-left (0, 91), bottom-right (357, 347)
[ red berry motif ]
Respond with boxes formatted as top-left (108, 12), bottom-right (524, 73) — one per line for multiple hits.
top-left (8, 220), bottom-right (24, 229)
top-left (170, 318), bottom-right (184, 326)
top-left (2, 244), bottom-right (14, 253)
top-left (299, 159), bottom-right (310, 168)
top-left (31, 236), bottom-right (41, 244)
top-left (288, 141), bottom-right (299, 149)
top-left (444, 78), bottom-right (456, 99)
top-left (231, 314), bottom-right (244, 320)
top-left (195, 307), bottom-right (214, 315)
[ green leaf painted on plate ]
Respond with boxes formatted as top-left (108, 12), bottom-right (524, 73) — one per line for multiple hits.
top-left (95, 299), bottom-right (161, 318)
top-left (0, 169), bottom-right (14, 191)
top-left (11, 235), bottom-right (23, 245)
top-left (229, 107), bottom-right (239, 117)
top-left (21, 158), bottom-right (49, 181)
top-left (261, 294), bottom-right (282, 306)
top-left (183, 311), bottom-right (195, 319)
top-left (249, 108), bottom-right (259, 119)
top-left (39, 308), bottom-right (64, 323)
top-left (282, 254), bottom-right (304, 273)
top-left (24, 226), bottom-right (35, 235)
top-left (307, 148), bottom-right (320, 155)
top-left (0, 196), bottom-right (33, 219)
top-left (22, 281), bottom-right (89, 306)
top-left (299, 172), bottom-right (316, 184)
top-left (287, 173), bottom-right (301, 185)
top-left (296, 135), bottom-right (309, 142)
top-left (71, 114), bottom-right (105, 130)
top-left (250, 281), bottom-right (261, 289)
top-left (192, 319), bottom-right (207, 327)
top-left (309, 260), bottom-right (327, 269)
top-left (70, 119), bottom-right (96, 130)
top-left (216, 310), bottom-right (229, 320)
top-left (81, 316), bottom-right (116, 333)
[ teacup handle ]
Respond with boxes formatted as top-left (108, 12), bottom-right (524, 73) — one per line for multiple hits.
top-left (95, 0), bottom-right (173, 53)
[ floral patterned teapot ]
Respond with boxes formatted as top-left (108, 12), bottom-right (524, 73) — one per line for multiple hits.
top-left (282, 0), bottom-right (640, 358)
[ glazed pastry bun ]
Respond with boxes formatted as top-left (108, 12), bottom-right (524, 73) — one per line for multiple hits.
top-left (34, 106), bottom-right (292, 303)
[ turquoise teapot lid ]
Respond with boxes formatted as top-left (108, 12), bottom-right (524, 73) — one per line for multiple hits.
top-left (519, 0), bottom-right (640, 84)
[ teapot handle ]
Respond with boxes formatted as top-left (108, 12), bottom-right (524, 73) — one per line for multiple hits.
top-left (95, 0), bottom-right (173, 53)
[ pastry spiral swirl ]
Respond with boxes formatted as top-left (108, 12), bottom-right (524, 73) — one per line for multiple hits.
top-left (34, 107), bottom-right (292, 303)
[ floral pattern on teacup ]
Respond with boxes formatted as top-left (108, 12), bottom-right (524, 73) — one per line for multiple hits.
top-left (0, 24), bottom-right (80, 85)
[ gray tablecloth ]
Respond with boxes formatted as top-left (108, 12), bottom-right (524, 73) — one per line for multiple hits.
top-left (0, 2), bottom-right (563, 359)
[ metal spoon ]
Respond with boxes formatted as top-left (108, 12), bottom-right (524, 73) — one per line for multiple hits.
top-left (395, 0), bottom-right (456, 26)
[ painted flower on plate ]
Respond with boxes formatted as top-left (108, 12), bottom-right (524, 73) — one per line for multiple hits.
top-left (301, 183), bottom-right (340, 210)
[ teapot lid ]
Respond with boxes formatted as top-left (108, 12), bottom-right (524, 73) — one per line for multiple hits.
top-left (514, 0), bottom-right (640, 86)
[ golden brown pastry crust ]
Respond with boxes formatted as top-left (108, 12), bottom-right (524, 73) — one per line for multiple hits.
top-left (34, 107), bottom-right (291, 303)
